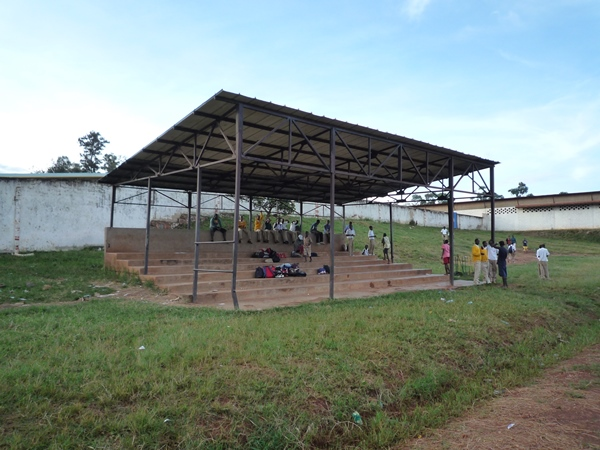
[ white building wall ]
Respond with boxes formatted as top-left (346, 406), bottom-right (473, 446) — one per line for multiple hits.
top-left (1, 178), bottom-right (485, 253)
top-left (482, 204), bottom-right (600, 231)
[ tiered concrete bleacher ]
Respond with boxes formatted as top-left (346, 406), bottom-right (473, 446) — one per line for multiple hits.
top-left (105, 227), bottom-right (450, 308)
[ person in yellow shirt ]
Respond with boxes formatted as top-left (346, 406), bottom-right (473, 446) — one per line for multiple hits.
top-left (480, 241), bottom-right (490, 284)
top-left (253, 212), bottom-right (264, 242)
top-left (238, 216), bottom-right (252, 244)
top-left (472, 238), bottom-right (482, 284)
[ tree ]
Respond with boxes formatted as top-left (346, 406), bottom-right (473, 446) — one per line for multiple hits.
top-left (475, 189), bottom-right (504, 200)
top-left (79, 131), bottom-right (110, 172)
top-left (247, 196), bottom-right (296, 217)
top-left (102, 153), bottom-right (124, 172)
top-left (410, 193), bottom-right (446, 205)
top-left (508, 182), bottom-right (530, 197)
top-left (47, 156), bottom-right (83, 173)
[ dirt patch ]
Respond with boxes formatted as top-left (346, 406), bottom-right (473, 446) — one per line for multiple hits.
top-left (402, 344), bottom-right (600, 449)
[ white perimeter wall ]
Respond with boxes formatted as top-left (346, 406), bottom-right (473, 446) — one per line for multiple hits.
top-left (0, 178), bottom-right (484, 253)
top-left (479, 205), bottom-right (600, 231)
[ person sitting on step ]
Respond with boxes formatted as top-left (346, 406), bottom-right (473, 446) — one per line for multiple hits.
top-left (210, 213), bottom-right (227, 241)
top-left (238, 216), bottom-right (252, 244)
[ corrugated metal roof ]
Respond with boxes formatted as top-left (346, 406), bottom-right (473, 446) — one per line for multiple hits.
top-left (99, 90), bottom-right (497, 205)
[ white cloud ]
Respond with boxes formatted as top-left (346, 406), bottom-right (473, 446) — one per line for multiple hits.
top-left (403, 0), bottom-right (432, 20)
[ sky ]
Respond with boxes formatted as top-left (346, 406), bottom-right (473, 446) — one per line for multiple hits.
top-left (1, 0), bottom-right (599, 197)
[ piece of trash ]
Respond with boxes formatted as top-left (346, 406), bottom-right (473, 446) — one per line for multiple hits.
top-left (138, 346), bottom-right (145, 350)
top-left (484, 378), bottom-right (493, 383)
top-left (164, 418), bottom-right (171, 423)
top-left (352, 411), bottom-right (363, 425)
top-left (24, 290), bottom-right (29, 293)
top-left (440, 298), bottom-right (446, 302)
top-left (493, 389), bottom-right (505, 396)
top-left (500, 320), bottom-right (510, 326)
top-left (507, 423), bottom-right (515, 429)
top-left (448, 318), bottom-right (457, 322)
top-left (19, 298), bottom-right (26, 302)
top-left (467, 301), bottom-right (473, 304)
top-left (26, 282), bottom-right (35, 288)
top-left (446, 299), bottom-right (454, 303)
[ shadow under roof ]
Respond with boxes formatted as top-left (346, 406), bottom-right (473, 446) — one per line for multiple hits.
top-left (99, 90), bottom-right (497, 205)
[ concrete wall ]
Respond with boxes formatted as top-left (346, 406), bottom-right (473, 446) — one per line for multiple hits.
top-left (0, 178), bottom-right (196, 253)
top-left (482, 204), bottom-right (600, 231)
top-left (0, 177), bottom-right (483, 253)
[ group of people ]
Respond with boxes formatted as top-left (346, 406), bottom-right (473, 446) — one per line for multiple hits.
top-left (440, 226), bottom-right (551, 287)
top-left (470, 238), bottom-right (551, 288)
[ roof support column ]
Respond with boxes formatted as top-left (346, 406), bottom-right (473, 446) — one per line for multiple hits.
top-left (192, 166), bottom-right (202, 303)
top-left (187, 191), bottom-right (193, 229)
top-left (109, 185), bottom-right (116, 228)
top-left (448, 157), bottom-right (455, 286)
top-left (329, 127), bottom-right (336, 300)
top-left (230, 104), bottom-right (243, 310)
top-left (389, 203), bottom-right (394, 263)
top-left (490, 166), bottom-right (496, 244)
top-left (143, 178), bottom-right (152, 275)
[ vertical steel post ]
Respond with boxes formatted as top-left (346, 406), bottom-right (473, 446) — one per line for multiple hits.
top-left (329, 127), bottom-right (336, 300)
top-left (389, 203), bottom-right (394, 263)
top-left (109, 185), bottom-right (116, 228)
top-left (192, 167), bottom-right (202, 303)
top-left (448, 158), bottom-right (455, 286)
top-left (143, 178), bottom-right (152, 275)
top-left (230, 104), bottom-right (243, 310)
top-left (187, 191), bottom-right (192, 229)
top-left (490, 167), bottom-right (496, 244)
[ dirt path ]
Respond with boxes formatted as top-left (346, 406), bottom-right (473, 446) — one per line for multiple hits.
top-left (402, 344), bottom-right (600, 449)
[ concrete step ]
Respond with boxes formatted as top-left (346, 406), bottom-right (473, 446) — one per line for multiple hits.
top-left (137, 260), bottom-right (413, 276)
top-left (143, 266), bottom-right (430, 287)
top-left (178, 274), bottom-right (449, 305)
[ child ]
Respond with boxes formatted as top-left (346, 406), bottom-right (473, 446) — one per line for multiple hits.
top-left (381, 233), bottom-right (391, 264)
top-left (361, 245), bottom-right (369, 256)
top-left (303, 231), bottom-right (313, 262)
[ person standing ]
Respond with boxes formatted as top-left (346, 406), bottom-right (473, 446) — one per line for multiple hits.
top-left (472, 238), bottom-right (482, 284)
top-left (508, 241), bottom-right (516, 263)
top-left (382, 233), bottom-right (391, 264)
top-left (441, 239), bottom-right (450, 275)
top-left (344, 222), bottom-right (356, 255)
top-left (303, 231), bottom-right (313, 262)
top-left (497, 241), bottom-right (509, 288)
top-left (441, 226), bottom-right (449, 242)
top-left (522, 238), bottom-right (529, 252)
top-left (536, 244), bottom-right (550, 279)
top-left (367, 225), bottom-right (376, 256)
top-left (481, 241), bottom-right (490, 284)
top-left (210, 213), bottom-right (227, 241)
top-left (486, 240), bottom-right (499, 283)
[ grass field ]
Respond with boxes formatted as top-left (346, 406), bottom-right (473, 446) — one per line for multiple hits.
top-left (1, 225), bottom-right (599, 449)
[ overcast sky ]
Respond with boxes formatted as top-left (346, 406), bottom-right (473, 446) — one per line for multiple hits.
top-left (1, 0), bottom-right (598, 197)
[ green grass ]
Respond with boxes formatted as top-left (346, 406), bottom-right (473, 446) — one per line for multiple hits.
top-left (1, 226), bottom-right (599, 448)
top-left (0, 248), bottom-right (143, 305)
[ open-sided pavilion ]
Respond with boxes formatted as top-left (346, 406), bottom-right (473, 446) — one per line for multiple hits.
top-left (100, 90), bottom-right (498, 309)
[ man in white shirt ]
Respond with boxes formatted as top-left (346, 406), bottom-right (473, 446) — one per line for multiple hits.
top-left (536, 244), bottom-right (550, 279)
top-left (344, 222), bottom-right (356, 255)
top-left (441, 226), bottom-right (449, 242)
top-left (486, 240), bottom-right (499, 283)
top-left (367, 225), bottom-right (376, 256)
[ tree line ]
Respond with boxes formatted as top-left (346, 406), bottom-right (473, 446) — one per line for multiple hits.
top-left (46, 131), bottom-right (124, 173)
